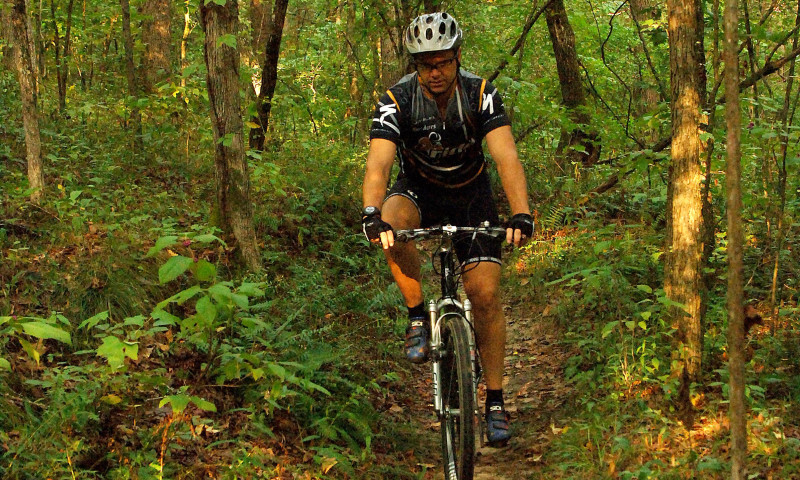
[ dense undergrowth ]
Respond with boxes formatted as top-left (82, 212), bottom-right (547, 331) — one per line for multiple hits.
top-left (0, 93), bottom-right (423, 477)
top-left (507, 185), bottom-right (800, 478)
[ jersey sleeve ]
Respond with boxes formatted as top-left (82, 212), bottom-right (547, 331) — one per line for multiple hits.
top-left (369, 89), bottom-right (403, 144)
top-left (477, 81), bottom-right (511, 138)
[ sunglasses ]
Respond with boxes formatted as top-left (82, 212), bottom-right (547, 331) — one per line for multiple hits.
top-left (415, 56), bottom-right (458, 74)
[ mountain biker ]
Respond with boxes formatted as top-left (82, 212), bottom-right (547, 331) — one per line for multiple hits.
top-left (361, 12), bottom-right (533, 447)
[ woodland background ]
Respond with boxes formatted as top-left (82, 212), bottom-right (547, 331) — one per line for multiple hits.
top-left (1, 0), bottom-right (799, 478)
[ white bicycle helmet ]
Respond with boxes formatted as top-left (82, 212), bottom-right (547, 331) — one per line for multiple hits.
top-left (405, 12), bottom-right (463, 55)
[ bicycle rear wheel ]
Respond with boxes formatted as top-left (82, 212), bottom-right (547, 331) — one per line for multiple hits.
top-left (439, 313), bottom-right (476, 480)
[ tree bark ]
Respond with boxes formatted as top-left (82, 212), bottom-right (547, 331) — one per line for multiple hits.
top-left (50, 0), bottom-right (74, 113)
top-left (665, 0), bottom-right (704, 421)
top-left (4, 0), bottom-right (44, 203)
top-left (248, 0), bottom-right (289, 152)
top-left (119, 0), bottom-right (143, 152)
top-left (200, 0), bottom-right (261, 272)
top-left (724, 0), bottom-right (747, 476)
top-left (181, 0), bottom-right (190, 89)
top-left (545, 0), bottom-right (601, 167)
top-left (140, 0), bottom-right (172, 93)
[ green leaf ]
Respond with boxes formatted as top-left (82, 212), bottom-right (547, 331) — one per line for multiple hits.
top-left (156, 286), bottom-right (204, 310)
top-left (20, 321), bottom-right (72, 345)
top-left (193, 260), bottom-right (217, 282)
top-left (636, 284), bottom-right (653, 294)
top-left (151, 309), bottom-right (180, 326)
top-left (146, 235), bottom-right (178, 258)
top-left (230, 293), bottom-right (249, 309)
top-left (601, 320), bottom-right (619, 338)
top-left (218, 34), bottom-right (236, 48)
top-left (593, 241), bottom-right (613, 254)
top-left (97, 336), bottom-right (138, 369)
top-left (79, 311), bottom-right (109, 330)
top-left (191, 234), bottom-right (223, 244)
top-left (159, 255), bottom-right (194, 284)
top-left (208, 283), bottom-right (233, 302)
top-left (267, 362), bottom-right (287, 380)
top-left (123, 315), bottom-right (146, 327)
top-left (18, 337), bottom-right (40, 365)
top-left (190, 396), bottom-right (217, 412)
top-left (640, 311), bottom-right (652, 321)
top-left (195, 296), bottom-right (217, 326)
top-left (0, 357), bottom-right (9, 370)
top-left (160, 394), bottom-right (191, 413)
top-left (237, 283), bottom-right (265, 298)
top-left (651, 358), bottom-right (660, 370)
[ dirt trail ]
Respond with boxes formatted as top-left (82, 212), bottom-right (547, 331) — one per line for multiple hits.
top-left (471, 304), bottom-right (574, 480)
top-left (408, 301), bottom-right (575, 480)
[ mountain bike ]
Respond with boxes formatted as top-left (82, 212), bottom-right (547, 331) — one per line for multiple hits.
top-left (395, 223), bottom-right (506, 480)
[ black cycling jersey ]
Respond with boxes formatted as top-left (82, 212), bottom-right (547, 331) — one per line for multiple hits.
top-left (369, 70), bottom-right (511, 188)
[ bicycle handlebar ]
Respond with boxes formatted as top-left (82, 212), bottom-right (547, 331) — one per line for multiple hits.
top-left (394, 224), bottom-right (507, 242)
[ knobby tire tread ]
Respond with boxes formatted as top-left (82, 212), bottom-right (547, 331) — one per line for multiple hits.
top-left (440, 314), bottom-right (476, 480)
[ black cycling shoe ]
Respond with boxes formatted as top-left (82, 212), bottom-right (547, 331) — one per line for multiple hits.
top-left (485, 402), bottom-right (511, 447)
top-left (404, 318), bottom-right (430, 364)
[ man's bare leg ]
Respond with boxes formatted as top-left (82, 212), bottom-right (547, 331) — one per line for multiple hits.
top-left (380, 195), bottom-right (423, 308)
top-left (463, 260), bottom-right (511, 445)
top-left (462, 261), bottom-right (505, 390)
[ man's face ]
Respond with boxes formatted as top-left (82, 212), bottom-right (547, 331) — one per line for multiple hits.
top-left (415, 49), bottom-right (460, 96)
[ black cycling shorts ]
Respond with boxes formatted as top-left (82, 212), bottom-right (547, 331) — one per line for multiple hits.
top-left (386, 173), bottom-right (502, 265)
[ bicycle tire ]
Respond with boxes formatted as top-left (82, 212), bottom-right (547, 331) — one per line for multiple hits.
top-left (439, 313), bottom-right (476, 480)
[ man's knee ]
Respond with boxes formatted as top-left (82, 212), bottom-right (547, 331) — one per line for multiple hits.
top-left (465, 277), bottom-right (500, 310)
top-left (382, 195), bottom-right (420, 229)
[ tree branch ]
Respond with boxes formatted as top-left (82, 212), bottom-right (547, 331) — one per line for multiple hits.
top-left (488, 0), bottom-right (556, 82)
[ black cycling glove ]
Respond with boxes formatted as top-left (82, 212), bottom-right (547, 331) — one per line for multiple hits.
top-left (509, 213), bottom-right (534, 237)
top-left (362, 208), bottom-right (393, 242)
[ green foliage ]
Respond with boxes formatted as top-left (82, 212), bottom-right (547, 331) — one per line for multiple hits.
top-left (2, 0), bottom-right (800, 478)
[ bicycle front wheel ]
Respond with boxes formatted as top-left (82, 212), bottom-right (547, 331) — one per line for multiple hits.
top-left (439, 313), bottom-right (476, 480)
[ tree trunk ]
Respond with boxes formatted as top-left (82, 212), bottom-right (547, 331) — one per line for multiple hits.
top-left (724, 0), bottom-right (747, 477)
top-left (248, 0), bottom-right (289, 152)
top-left (50, 0), bottom-right (74, 113)
top-left (119, 0), bottom-right (143, 152)
top-left (545, 0), bottom-right (601, 167)
top-left (200, 0), bottom-right (261, 272)
top-left (4, 0), bottom-right (45, 203)
top-left (140, 0), bottom-right (172, 93)
top-left (181, 0), bottom-right (190, 89)
top-left (770, 0), bottom-right (800, 326)
top-left (665, 0), bottom-right (704, 422)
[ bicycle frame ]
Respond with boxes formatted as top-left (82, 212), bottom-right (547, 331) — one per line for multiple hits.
top-left (395, 224), bottom-right (505, 455)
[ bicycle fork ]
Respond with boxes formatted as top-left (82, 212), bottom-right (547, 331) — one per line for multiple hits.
top-left (429, 299), bottom-right (484, 444)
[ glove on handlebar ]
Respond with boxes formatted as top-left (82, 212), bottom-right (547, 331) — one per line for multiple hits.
top-left (362, 211), bottom-right (393, 242)
top-left (509, 213), bottom-right (534, 237)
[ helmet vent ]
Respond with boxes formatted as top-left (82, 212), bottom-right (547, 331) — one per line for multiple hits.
top-left (426, 28), bottom-right (433, 40)
top-left (439, 22), bottom-right (446, 35)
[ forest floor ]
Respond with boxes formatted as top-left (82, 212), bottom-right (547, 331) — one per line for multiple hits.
top-left (385, 282), bottom-right (577, 480)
